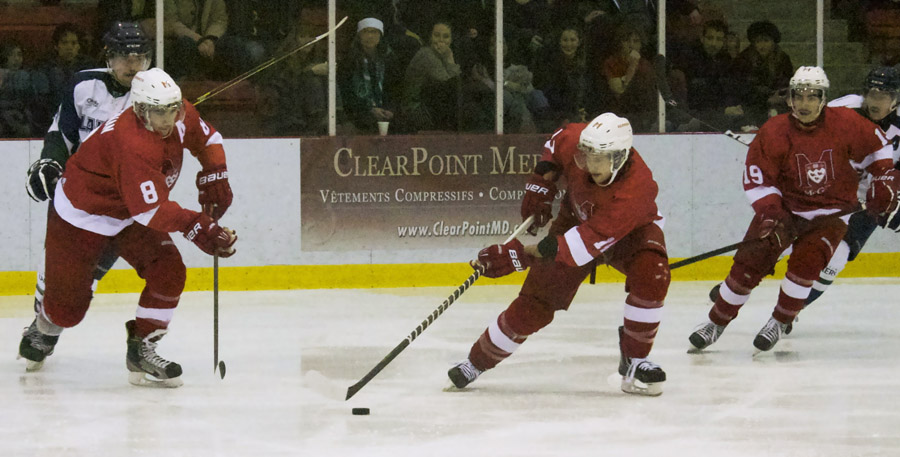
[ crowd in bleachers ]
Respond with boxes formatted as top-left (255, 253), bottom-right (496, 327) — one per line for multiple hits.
top-left (1, 0), bottom-right (900, 138)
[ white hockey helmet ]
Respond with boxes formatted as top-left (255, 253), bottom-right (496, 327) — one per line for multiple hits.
top-left (576, 113), bottom-right (633, 186)
top-left (131, 68), bottom-right (184, 134)
top-left (789, 66), bottom-right (829, 122)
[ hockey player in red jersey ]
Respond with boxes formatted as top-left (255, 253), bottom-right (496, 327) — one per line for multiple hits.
top-left (17, 68), bottom-right (237, 387)
top-left (448, 113), bottom-right (671, 396)
top-left (688, 66), bottom-right (900, 354)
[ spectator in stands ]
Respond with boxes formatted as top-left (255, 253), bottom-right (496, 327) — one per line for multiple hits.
top-left (399, 21), bottom-right (462, 133)
top-left (339, 17), bottom-right (399, 135)
top-left (257, 22), bottom-right (328, 136)
top-left (600, 23), bottom-right (658, 132)
top-left (724, 31), bottom-right (741, 59)
top-left (732, 20), bottom-right (794, 127)
top-left (669, 20), bottom-right (746, 132)
top-left (35, 23), bottom-right (96, 130)
top-left (533, 25), bottom-right (588, 128)
top-left (224, 1), bottom-right (298, 65)
top-left (163, 0), bottom-right (263, 80)
top-left (0, 41), bottom-right (46, 138)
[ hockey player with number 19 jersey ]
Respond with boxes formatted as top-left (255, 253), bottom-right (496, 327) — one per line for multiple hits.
top-left (689, 66), bottom-right (899, 354)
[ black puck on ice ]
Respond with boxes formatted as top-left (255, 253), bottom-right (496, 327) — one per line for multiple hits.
top-left (351, 408), bottom-right (370, 416)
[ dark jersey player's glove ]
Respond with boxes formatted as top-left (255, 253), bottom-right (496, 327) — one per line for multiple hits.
top-left (520, 173), bottom-right (556, 235)
top-left (183, 213), bottom-right (237, 257)
top-left (471, 239), bottom-right (531, 278)
top-left (26, 158), bottom-right (63, 202)
top-left (197, 165), bottom-right (232, 220)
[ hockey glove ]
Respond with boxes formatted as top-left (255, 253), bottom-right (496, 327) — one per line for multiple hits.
top-left (867, 169), bottom-right (900, 224)
top-left (26, 158), bottom-right (63, 202)
top-left (197, 166), bottom-right (232, 220)
top-left (472, 239), bottom-right (531, 278)
top-left (183, 213), bottom-right (237, 257)
top-left (757, 208), bottom-right (795, 250)
top-left (520, 174), bottom-right (556, 235)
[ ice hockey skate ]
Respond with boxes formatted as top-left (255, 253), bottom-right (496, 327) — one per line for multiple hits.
top-left (618, 326), bottom-right (665, 396)
top-left (18, 318), bottom-right (60, 372)
top-left (688, 320), bottom-right (726, 352)
top-left (447, 359), bottom-right (482, 389)
top-left (125, 320), bottom-right (183, 388)
top-left (753, 317), bottom-right (789, 354)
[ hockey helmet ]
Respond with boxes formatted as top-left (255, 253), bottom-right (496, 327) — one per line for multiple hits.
top-left (103, 22), bottom-right (152, 56)
top-left (131, 68), bottom-right (184, 135)
top-left (864, 66), bottom-right (900, 94)
top-left (789, 66), bottom-right (830, 122)
top-left (576, 113), bottom-right (633, 186)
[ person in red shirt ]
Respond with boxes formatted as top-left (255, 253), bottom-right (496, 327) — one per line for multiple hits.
top-left (448, 113), bottom-right (671, 396)
top-left (18, 68), bottom-right (237, 387)
top-left (688, 66), bottom-right (900, 354)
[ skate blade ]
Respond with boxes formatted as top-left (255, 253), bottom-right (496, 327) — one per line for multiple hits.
top-left (128, 371), bottom-right (183, 388)
top-left (621, 378), bottom-right (663, 397)
top-left (17, 353), bottom-right (45, 372)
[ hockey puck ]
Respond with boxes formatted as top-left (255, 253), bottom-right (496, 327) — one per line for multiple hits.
top-left (351, 408), bottom-right (370, 416)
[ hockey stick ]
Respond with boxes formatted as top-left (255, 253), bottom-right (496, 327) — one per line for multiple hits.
top-left (344, 215), bottom-right (535, 401)
top-left (211, 205), bottom-right (226, 379)
top-left (668, 207), bottom-right (863, 270)
top-left (193, 16), bottom-right (348, 106)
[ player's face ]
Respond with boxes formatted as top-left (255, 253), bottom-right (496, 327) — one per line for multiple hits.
top-left (559, 29), bottom-right (580, 57)
top-left (145, 103), bottom-right (182, 138)
top-left (109, 52), bottom-right (151, 87)
top-left (359, 28), bottom-right (381, 52)
top-left (55, 32), bottom-right (80, 62)
top-left (701, 29), bottom-right (725, 57)
top-left (576, 145), bottom-right (614, 185)
top-left (790, 88), bottom-right (824, 123)
top-left (864, 89), bottom-right (899, 122)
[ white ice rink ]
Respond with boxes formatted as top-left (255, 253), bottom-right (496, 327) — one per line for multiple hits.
top-left (2, 279), bottom-right (899, 457)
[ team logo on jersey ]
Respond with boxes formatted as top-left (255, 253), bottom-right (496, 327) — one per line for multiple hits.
top-left (161, 159), bottom-right (180, 188)
top-left (796, 149), bottom-right (835, 193)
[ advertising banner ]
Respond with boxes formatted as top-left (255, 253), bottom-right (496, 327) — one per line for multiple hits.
top-left (300, 134), bottom-right (548, 251)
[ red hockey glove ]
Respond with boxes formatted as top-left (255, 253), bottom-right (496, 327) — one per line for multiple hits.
top-left (183, 213), bottom-right (237, 257)
top-left (471, 239), bottom-right (532, 278)
top-left (867, 169), bottom-right (900, 223)
top-left (757, 208), bottom-right (795, 250)
top-left (520, 174), bottom-right (556, 235)
top-left (197, 166), bottom-right (232, 220)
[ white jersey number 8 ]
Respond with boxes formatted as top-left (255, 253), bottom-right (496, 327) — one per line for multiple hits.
top-left (140, 180), bottom-right (159, 204)
top-left (744, 165), bottom-right (764, 185)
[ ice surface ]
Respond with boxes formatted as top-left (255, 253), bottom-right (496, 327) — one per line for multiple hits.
top-left (2, 279), bottom-right (898, 456)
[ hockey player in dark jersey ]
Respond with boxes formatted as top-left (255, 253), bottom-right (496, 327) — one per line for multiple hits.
top-left (802, 67), bottom-right (900, 309)
top-left (20, 22), bottom-right (153, 370)
top-left (687, 66), bottom-right (900, 354)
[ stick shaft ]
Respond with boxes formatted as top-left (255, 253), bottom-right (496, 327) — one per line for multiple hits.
top-left (344, 216), bottom-right (534, 400)
top-left (214, 253), bottom-right (219, 372)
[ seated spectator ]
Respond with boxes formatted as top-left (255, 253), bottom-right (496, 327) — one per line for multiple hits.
top-left (0, 41), bottom-right (46, 138)
top-left (339, 17), bottom-right (399, 135)
top-left (724, 31), bottom-right (741, 59)
top-left (669, 20), bottom-right (746, 131)
top-left (163, 0), bottom-right (264, 80)
top-left (256, 23), bottom-right (328, 136)
top-left (502, 64), bottom-right (545, 133)
top-left (533, 25), bottom-right (588, 128)
top-left (600, 23), bottom-right (658, 132)
top-left (35, 23), bottom-right (97, 130)
top-left (732, 20), bottom-right (794, 127)
top-left (399, 21), bottom-right (462, 133)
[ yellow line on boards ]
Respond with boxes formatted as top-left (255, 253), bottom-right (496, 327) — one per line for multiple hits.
top-left (1, 253), bottom-right (899, 295)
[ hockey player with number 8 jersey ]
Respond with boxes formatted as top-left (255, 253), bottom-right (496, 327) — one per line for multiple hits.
top-left (688, 66), bottom-right (899, 354)
top-left (19, 68), bottom-right (237, 387)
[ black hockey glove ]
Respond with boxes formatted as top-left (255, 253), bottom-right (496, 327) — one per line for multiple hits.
top-left (26, 158), bottom-right (63, 202)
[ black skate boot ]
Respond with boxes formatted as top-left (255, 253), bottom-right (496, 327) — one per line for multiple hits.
top-left (618, 326), bottom-right (665, 396)
top-left (753, 317), bottom-right (788, 354)
top-left (126, 320), bottom-right (183, 387)
top-left (688, 320), bottom-right (726, 351)
top-left (18, 318), bottom-right (60, 372)
top-left (447, 359), bottom-right (483, 388)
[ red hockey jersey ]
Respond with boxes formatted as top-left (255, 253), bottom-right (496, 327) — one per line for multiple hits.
top-left (744, 107), bottom-right (893, 218)
top-left (541, 123), bottom-right (663, 267)
top-left (54, 101), bottom-right (226, 236)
